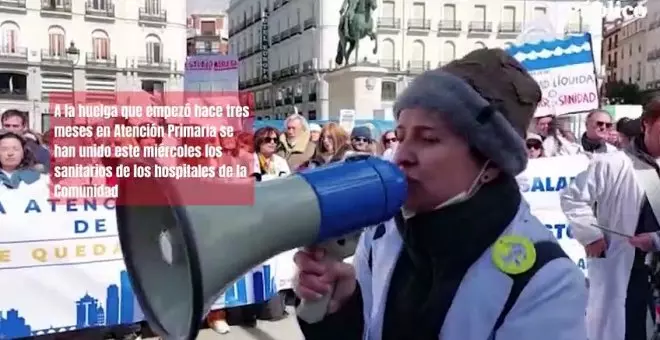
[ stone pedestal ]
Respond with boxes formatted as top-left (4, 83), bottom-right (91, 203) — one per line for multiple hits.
top-left (325, 64), bottom-right (388, 120)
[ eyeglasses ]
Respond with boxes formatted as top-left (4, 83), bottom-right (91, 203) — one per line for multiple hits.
top-left (352, 137), bottom-right (369, 143)
top-left (596, 121), bottom-right (613, 129)
top-left (526, 141), bottom-right (542, 150)
top-left (263, 137), bottom-right (278, 143)
top-left (384, 138), bottom-right (397, 144)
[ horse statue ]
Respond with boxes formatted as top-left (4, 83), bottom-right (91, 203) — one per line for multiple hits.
top-left (335, 0), bottom-right (378, 66)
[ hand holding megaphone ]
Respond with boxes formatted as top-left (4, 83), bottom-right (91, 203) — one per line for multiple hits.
top-left (294, 232), bottom-right (360, 323)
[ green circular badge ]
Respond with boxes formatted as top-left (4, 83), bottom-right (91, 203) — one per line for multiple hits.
top-left (492, 235), bottom-right (536, 275)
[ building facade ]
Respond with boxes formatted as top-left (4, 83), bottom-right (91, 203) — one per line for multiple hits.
top-left (608, 18), bottom-right (646, 87)
top-left (228, 0), bottom-right (599, 120)
top-left (645, 0), bottom-right (660, 93)
top-left (187, 13), bottom-right (229, 55)
top-left (0, 0), bottom-right (187, 132)
top-left (602, 23), bottom-right (621, 83)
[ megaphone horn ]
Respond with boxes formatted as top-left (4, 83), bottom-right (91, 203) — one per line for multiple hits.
top-left (116, 155), bottom-right (406, 339)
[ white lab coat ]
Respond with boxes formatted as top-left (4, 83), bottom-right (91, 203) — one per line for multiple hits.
top-left (355, 201), bottom-right (587, 340)
top-left (252, 153), bottom-right (291, 181)
top-left (560, 151), bottom-right (650, 340)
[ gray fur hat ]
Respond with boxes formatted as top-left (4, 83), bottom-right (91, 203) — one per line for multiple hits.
top-left (394, 48), bottom-right (541, 175)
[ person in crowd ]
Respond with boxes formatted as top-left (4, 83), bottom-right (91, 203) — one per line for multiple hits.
top-left (309, 123), bottom-right (322, 143)
top-left (349, 126), bottom-right (373, 153)
top-left (533, 114), bottom-right (553, 138)
top-left (526, 133), bottom-right (545, 159)
top-left (294, 48), bottom-right (586, 340)
top-left (42, 129), bottom-right (52, 147)
top-left (560, 98), bottom-right (660, 340)
top-left (23, 130), bottom-right (43, 145)
top-left (380, 129), bottom-right (398, 157)
top-left (579, 109), bottom-right (617, 153)
top-left (0, 129), bottom-right (41, 189)
top-left (616, 117), bottom-right (642, 149)
top-left (302, 122), bottom-right (352, 169)
top-left (607, 129), bottom-right (620, 147)
top-left (1, 109), bottom-right (50, 169)
top-left (278, 113), bottom-right (315, 170)
top-left (542, 116), bottom-right (582, 156)
top-left (253, 127), bottom-right (290, 179)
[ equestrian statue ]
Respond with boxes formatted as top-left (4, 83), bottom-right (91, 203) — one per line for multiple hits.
top-left (335, 0), bottom-right (378, 66)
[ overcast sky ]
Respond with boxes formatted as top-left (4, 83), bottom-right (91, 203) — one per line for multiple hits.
top-left (188, 0), bottom-right (229, 14)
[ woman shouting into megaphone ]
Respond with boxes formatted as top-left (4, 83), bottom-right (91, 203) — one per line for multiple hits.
top-left (293, 49), bottom-right (588, 340)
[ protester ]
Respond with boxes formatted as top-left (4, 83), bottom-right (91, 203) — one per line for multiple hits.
top-left (1, 109), bottom-right (50, 169)
top-left (309, 123), bottom-right (322, 143)
top-left (616, 117), bottom-right (642, 149)
top-left (380, 129), bottom-right (398, 157)
top-left (294, 48), bottom-right (587, 339)
top-left (579, 109), bottom-right (617, 153)
top-left (560, 98), bottom-right (660, 340)
top-left (302, 122), bottom-right (352, 169)
top-left (526, 133), bottom-right (544, 159)
top-left (253, 127), bottom-right (290, 180)
top-left (236, 131), bottom-right (255, 171)
top-left (533, 114), bottom-right (553, 138)
top-left (0, 129), bottom-right (41, 189)
top-left (542, 116), bottom-right (583, 156)
top-left (277, 113), bottom-right (315, 170)
top-left (349, 126), bottom-right (373, 153)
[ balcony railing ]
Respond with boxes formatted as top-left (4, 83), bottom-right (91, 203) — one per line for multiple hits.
top-left (41, 0), bottom-right (71, 13)
top-left (85, 52), bottom-right (117, 68)
top-left (291, 24), bottom-right (302, 35)
top-left (377, 17), bottom-right (401, 29)
top-left (378, 59), bottom-right (400, 71)
top-left (302, 60), bottom-right (314, 72)
top-left (469, 21), bottom-right (492, 33)
top-left (85, 0), bottom-right (114, 17)
top-left (0, 88), bottom-right (27, 100)
top-left (271, 33), bottom-right (281, 44)
top-left (40, 49), bottom-right (72, 64)
top-left (136, 57), bottom-right (171, 70)
top-left (407, 18), bottom-right (431, 30)
top-left (408, 60), bottom-right (430, 73)
top-left (0, 0), bottom-right (26, 10)
top-left (303, 17), bottom-right (316, 30)
top-left (0, 46), bottom-right (28, 61)
top-left (498, 22), bottom-right (522, 33)
top-left (438, 20), bottom-right (461, 31)
top-left (139, 8), bottom-right (167, 22)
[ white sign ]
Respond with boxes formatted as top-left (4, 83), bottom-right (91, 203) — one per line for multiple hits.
top-left (339, 109), bottom-right (356, 133)
top-left (507, 34), bottom-right (599, 117)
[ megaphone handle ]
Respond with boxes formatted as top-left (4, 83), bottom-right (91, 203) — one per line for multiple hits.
top-left (296, 282), bottom-right (335, 324)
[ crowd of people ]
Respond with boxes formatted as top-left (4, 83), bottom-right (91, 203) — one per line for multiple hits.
top-left (525, 108), bottom-right (642, 159)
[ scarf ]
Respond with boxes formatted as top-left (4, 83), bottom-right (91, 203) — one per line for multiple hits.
top-left (581, 133), bottom-right (604, 152)
top-left (0, 169), bottom-right (40, 189)
top-left (383, 174), bottom-right (521, 340)
top-left (258, 153), bottom-right (276, 175)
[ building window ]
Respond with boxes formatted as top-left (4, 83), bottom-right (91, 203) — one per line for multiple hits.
top-left (381, 81), bottom-right (396, 101)
top-left (474, 5), bottom-right (486, 22)
top-left (145, 35), bottom-right (162, 62)
top-left (47, 26), bottom-right (65, 56)
top-left (1, 23), bottom-right (18, 54)
top-left (90, 0), bottom-right (109, 10)
top-left (201, 21), bottom-right (215, 35)
top-left (533, 7), bottom-right (546, 18)
top-left (443, 4), bottom-right (456, 22)
top-left (412, 2), bottom-right (425, 19)
top-left (144, 0), bottom-right (160, 14)
top-left (92, 30), bottom-right (109, 59)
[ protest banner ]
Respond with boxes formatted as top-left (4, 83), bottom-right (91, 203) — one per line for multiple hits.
top-left (507, 33), bottom-right (599, 117)
top-left (0, 175), bottom-right (274, 339)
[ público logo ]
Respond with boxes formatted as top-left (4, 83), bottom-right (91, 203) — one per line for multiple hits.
top-left (586, 0), bottom-right (648, 22)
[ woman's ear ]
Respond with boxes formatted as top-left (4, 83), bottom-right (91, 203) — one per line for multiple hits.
top-left (480, 167), bottom-right (500, 184)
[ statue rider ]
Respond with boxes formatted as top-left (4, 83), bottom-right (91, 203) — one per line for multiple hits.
top-left (339, 0), bottom-right (357, 38)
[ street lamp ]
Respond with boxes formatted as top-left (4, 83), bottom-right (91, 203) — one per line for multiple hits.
top-left (65, 41), bottom-right (79, 105)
